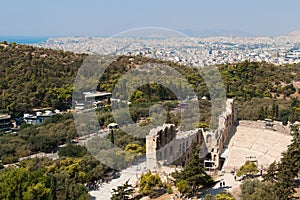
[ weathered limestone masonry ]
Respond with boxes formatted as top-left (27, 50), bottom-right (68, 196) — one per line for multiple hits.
top-left (146, 99), bottom-right (237, 170)
top-left (146, 124), bottom-right (205, 170)
top-left (204, 99), bottom-right (237, 169)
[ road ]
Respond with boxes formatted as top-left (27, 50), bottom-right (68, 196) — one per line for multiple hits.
top-left (89, 161), bottom-right (148, 200)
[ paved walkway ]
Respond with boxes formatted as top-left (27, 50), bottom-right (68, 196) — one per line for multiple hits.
top-left (89, 162), bottom-right (147, 200)
top-left (199, 172), bottom-right (241, 199)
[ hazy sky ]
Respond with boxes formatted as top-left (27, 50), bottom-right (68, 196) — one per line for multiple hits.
top-left (1, 0), bottom-right (300, 36)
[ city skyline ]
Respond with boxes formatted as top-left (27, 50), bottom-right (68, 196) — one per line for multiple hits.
top-left (1, 0), bottom-right (300, 37)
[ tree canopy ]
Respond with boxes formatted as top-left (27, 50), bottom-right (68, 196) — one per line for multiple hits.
top-left (236, 160), bottom-right (259, 178)
top-left (139, 171), bottom-right (165, 197)
top-left (111, 180), bottom-right (134, 200)
top-left (172, 144), bottom-right (215, 195)
top-left (0, 155), bottom-right (108, 200)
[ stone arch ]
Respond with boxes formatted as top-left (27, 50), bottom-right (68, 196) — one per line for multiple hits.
top-left (169, 146), bottom-right (173, 157)
top-left (164, 148), bottom-right (168, 160)
top-left (164, 128), bottom-right (168, 141)
top-left (213, 154), bottom-right (217, 161)
top-left (206, 134), bottom-right (212, 144)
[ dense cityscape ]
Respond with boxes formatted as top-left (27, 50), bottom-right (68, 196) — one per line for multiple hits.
top-left (39, 33), bottom-right (300, 66)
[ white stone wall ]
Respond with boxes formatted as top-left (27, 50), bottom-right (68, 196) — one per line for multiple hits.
top-left (146, 99), bottom-right (237, 170)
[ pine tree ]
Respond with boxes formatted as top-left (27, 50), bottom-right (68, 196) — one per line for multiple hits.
top-left (272, 102), bottom-right (276, 119)
top-left (172, 143), bottom-right (215, 194)
top-left (50, 174), bottom-right (57, 200)
top-left (262, 161), bottom-right (277, 182)
top-left (259, 107), bottom-right (265, 120)
top-left (111, 180), bottom-right (134, 200)
top-left (236, 160), bottom-right (259, 178)
top-left (263, 125), bottom-right (300, 199)
top-left (275, 105), bottom-right (279, 119)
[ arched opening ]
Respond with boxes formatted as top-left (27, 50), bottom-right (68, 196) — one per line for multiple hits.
top-left (206, 134), bottom-right (212, 143)
top-left (170, 146), bottom-right (173, 157)
top-left (205, 153), bottom-right (212, 160)
top-left (158, 152), bottom-right (162, 160)
top-left (164, 148), bottom-right (168, 160)
top-left (219, 157), bottom-right (225, 169)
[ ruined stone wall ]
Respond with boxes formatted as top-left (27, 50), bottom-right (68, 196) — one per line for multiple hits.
top-left (146, 124), bottom-right (176, 170)
top-left (146, 124), bottom-right (205, 169)
top-left (146, 99), bottom-right (236, 170)
top-left (208, 99), bottom-right (237, 169)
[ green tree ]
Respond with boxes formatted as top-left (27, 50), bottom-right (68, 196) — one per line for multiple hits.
top-left (203, 194), bottom-right (216, 200)
top-left (194, 122), bottom-right (210, 130)
top-left (176, 180), bottom-right (188, 194)
top-left (0, 167), bottom-right (51, 200)
top-left (139, 171), bottom-right (164, 196)
top-left (240, 179), bottom-right (276, 200)
top-left (172, 144), bottom-right (215, 195)
top-left (23, 182), bottom-right (51, 200)
top-left (216, 193), bottom-right (234, 200)
top-left (272, 102), bottom-right (276, 119)
top-left (58, 144), bottom-right (87, 158)
top-left (262, 161), bottom-right (277, 182)
top-left (271, 125), bottom-right (300, 199)
top-left (241, 125), bottom-right (300, 200)
top-left (111, 180), bottom-right (134, 200)
top-left (203, 193), bottom-right (235, 200)
top-left (125, 143), bottom-right (145, 154)
top-left (236, 160), bottom-right (259, 178)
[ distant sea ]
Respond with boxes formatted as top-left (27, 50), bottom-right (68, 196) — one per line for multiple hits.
top-left (0, 36), bottom-right (49, 44)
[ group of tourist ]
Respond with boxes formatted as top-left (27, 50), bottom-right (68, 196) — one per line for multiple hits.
top-left (87, 178), bottom-right (109, 191)
top-left (219, 179), bottom-right (226, 188)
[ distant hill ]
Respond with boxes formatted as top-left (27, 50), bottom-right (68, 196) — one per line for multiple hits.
top-left (1, 41), bottom-right (300, 122)
top-left (288, 30), bottom-right (300, 38)
top-left (179, 29), bottom-right (254, 37)
top-left (0, 41), bottom-right (85, 116)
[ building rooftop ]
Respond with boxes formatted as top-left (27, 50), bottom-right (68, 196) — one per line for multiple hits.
top-left (0, 114), bottom-right (11, 119)
top-left (83, 92), bottom-right (112, 98)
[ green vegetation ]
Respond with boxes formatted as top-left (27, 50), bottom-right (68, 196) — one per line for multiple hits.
top-left (0, 113), bottom-right (77, 164)
top-left (0, 110), bottom-right (147, 169)
top-left (139, 171), bottom-right (165, 197)
top-left (0, 42), bottom-right (85, 117)
top-left (2, 42), bottom-right (300, 199)
top-left (270, 124), bottom-right (300, 199)
top-left (98, 58), bottom-right (300, 123)
top-left (172, 144), bottom-right (215, 196)
top-left (203, 193), bottom-right (235, 200)
top-left (2, 42), bottom-right (300, 124)
top-left (58, 144), bottom-right (87, 158)
top-left (239, 179), bottom-right (276, 200)
top-left (106, 129), bottom-right (145, 150)
top-left (219, 61), bottom-right (300, 122)
top-left (111, 180), bottom-right (134, 200)
top-left (236, 160), bottom-right (259, 178)
top-left (0, 155), bottom-right (111, 200)
top-left (125, 143), bottom-right (145, 155)
top-left (219, 61), bottom-right (300, 99)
